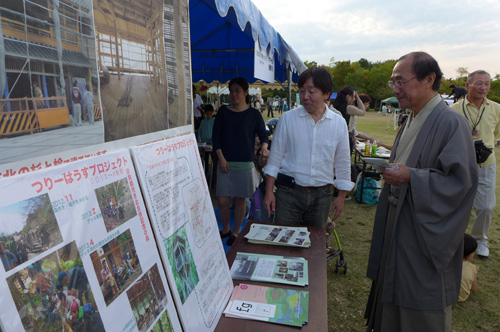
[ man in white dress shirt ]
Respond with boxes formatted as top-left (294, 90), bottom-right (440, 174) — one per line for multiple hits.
top-left (263, 67), bottom-right (353, 227)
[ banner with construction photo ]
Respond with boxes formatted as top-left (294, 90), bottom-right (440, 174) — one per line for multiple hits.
top-left (0, 0), bottom-right (192, 165)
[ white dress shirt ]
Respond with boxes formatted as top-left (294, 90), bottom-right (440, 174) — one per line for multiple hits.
top-left (264, 105), bottom-right (354, 190)
top-left (193, 94), bottom-right (203, 118)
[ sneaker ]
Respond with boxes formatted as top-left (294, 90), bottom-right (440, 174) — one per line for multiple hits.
top-left (477, 240), bottom-right (489, 258)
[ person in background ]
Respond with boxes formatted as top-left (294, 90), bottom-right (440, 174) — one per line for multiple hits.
top-left (450, 70), bottom-right (500, 258)
top-left (199, 104), bottom-right (217, 177)
top-left (365, 51), bottom-right (478, 332)
top-left (333, 86), bottom-right (366, 154)
top-left (354, 94), bottom-right (377, 144)
top-left (326, 98), bottom-right (342, 117)
top-left (198, 105), bottom-right (215, 143)
top-left (71, 81), bottom-right (82, 126)
top-left (83, 84), bottom-right (94, 125)
top-left (449, 84), bottom-right (468, 103)
top-left (266, 117), bottom-right (279, 135)
top-left (459, 233), bottom-right (479, 302)
top-left (212, 77), bottom-right (269, 246)
top-left (0, 241), bottom-right (17, 271)
top-left (267, 97), bottom-right (274, 118)
top-left (33, 82), bottom-right (44, 109)
top-left (263, 67), bottom-right (353, 227)
top-left (193, 84), bottom-right (204, 130)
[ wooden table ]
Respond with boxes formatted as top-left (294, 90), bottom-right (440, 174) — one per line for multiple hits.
top-left (215, 221), bottom-right (327, 331)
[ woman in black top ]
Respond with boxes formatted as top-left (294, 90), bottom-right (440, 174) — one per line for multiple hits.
top-left (212, 77), bottom-right (269, 246)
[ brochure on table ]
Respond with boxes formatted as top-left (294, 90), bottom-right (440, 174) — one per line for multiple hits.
top-left (224, 284), bottom-right (309, 327)
top-left (245, 223), bottom-right (311, 247)
top-left (231, 252), bottom-right (309, 286)
top-left (0, 150), bottom-right (182, 332)
top-left (131, 133), bottom-right (233, 332)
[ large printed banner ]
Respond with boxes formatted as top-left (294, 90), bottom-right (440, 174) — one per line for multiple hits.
top-left (0, 150), bottom-right (182, 332)
top-left (131, 133), bottom-right (233, 332)
top-left (1, 0), bottom-right (192, 165)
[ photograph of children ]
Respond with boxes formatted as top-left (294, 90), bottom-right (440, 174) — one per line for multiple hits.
top-left (293, 238), bottom-right (305, 246)
top-left (284, 230), bottom-right (295, 237)
top-left (278, 267), bottom-right (288, 273)
top-left (273, 273), bottom-right (285, 279)
top-left (152, 309), bottom-right (174, 332)
top-left (6, 241), bottom-right (104, 332)
top-left (288, 262), bottom-right (304, 271)
top-left (277, 260), bottom-right (287, 268)
top-left (90, 229), bottom-right (142, 306)
top-left (265, 228), bottom-right (282, 241)
top-left (284, 274), bottom-right (298, 282)
top-left (297, 272), bottom-right (304, 278)
top-left (278, 236), bottom-right (291, 244)
top-left (95, 178), bottom-right (137, 232)
top-left (165, 226), bottom-right (199, 304)
top-left (0, 193), bottom-right (63, 272)
top-left (298, 232), bottom-right (307, 237)
top-left (127, 264), bottom-right (168, 332)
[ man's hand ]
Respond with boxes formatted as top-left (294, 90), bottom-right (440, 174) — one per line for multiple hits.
top-left (330, 190), bottom-right (346, 221)
top-left (263, 191), bottom-right (276, 217)
top-left (382, 163), bottom-right (410, 185)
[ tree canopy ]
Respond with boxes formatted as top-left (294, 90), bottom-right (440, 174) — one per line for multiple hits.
top-left (303, 58), bottom-right (500, 105)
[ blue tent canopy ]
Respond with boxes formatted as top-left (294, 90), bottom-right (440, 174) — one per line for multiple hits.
top-left (189, 0), bottom-right (306, 84)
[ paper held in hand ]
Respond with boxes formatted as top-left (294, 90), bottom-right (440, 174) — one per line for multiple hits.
top-left (363, 157), bottom-right (395, 173)
top-left (244, 223), bottom-right (311, 248)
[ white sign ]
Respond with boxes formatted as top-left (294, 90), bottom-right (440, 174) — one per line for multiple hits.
top-left (254, 40), bottom-right (275, 83)
top-left (131, 133), bottom-right (233, 332)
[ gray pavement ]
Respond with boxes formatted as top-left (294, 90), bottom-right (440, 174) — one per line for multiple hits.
top-left (0, 122), bottom-right (104, 165)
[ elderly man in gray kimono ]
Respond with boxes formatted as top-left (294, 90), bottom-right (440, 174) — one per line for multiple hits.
top-left (364, 52), bottom-right (478, 332)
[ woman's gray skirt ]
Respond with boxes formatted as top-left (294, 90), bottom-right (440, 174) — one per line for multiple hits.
top-left (216, 167), bottom-right (260, 198)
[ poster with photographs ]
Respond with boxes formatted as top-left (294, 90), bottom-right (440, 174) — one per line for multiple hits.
top-left (131, 133), bottom-right (233, 332)
top-left (0, 150), bottom-right (182, 332)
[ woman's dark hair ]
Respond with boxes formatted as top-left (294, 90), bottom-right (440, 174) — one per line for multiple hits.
top-left (399, 52), bottom-right (443, 91)
top-left (333, 86), bottom-right (354, 124)
top-left (229, 77), bottom-right (250, 105)
top-left (464, 233), bottom-right (478, 258)
top-left (359, 94), bottom-right (372, 104)
top-left (297, 66), bottom-right (333, 95)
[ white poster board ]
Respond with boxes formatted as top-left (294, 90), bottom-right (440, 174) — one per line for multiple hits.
top-left (254, 40), bottom-right (275, 83)
top-left (0, 150), bottom-right (182, 332)
top-left (131, 133), bottom-right (233, 332)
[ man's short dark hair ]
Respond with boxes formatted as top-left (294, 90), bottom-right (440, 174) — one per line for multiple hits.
top-left (204, 104), bottom-right (214, 112)
top-left (399, 52), bottom-right (443, 91)
top-left (463, 233), bottom-right (478, 257)
top-left (298, 67), bottom-right (333, 96)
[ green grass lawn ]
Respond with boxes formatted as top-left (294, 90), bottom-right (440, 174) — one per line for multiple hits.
top-left (313, 110), bottom-right (500, 331)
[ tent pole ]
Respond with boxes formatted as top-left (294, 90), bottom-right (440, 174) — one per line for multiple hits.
top-left (287, 65), bottom-right (292, 110)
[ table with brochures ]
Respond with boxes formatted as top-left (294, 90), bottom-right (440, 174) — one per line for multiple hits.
top-left (215, 221), bottom-right (327, 331)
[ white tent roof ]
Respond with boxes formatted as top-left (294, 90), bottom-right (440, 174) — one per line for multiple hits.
top-left (207, 86), bottom-right (261, 95)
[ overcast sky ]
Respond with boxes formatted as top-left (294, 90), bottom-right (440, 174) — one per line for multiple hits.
top-left (251, 0), bottom-right (500, 79)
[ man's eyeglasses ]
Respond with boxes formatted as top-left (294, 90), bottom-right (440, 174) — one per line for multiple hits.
top-left (388, 76), bottom-right (416, 89)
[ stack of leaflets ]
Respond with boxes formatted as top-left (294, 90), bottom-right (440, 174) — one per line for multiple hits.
top-left (223, 284), bottom-right (309, 327)
top-left (244, 223), bottom-right (311, 247)
top-left (230, 252), bottom-right (308, 286)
